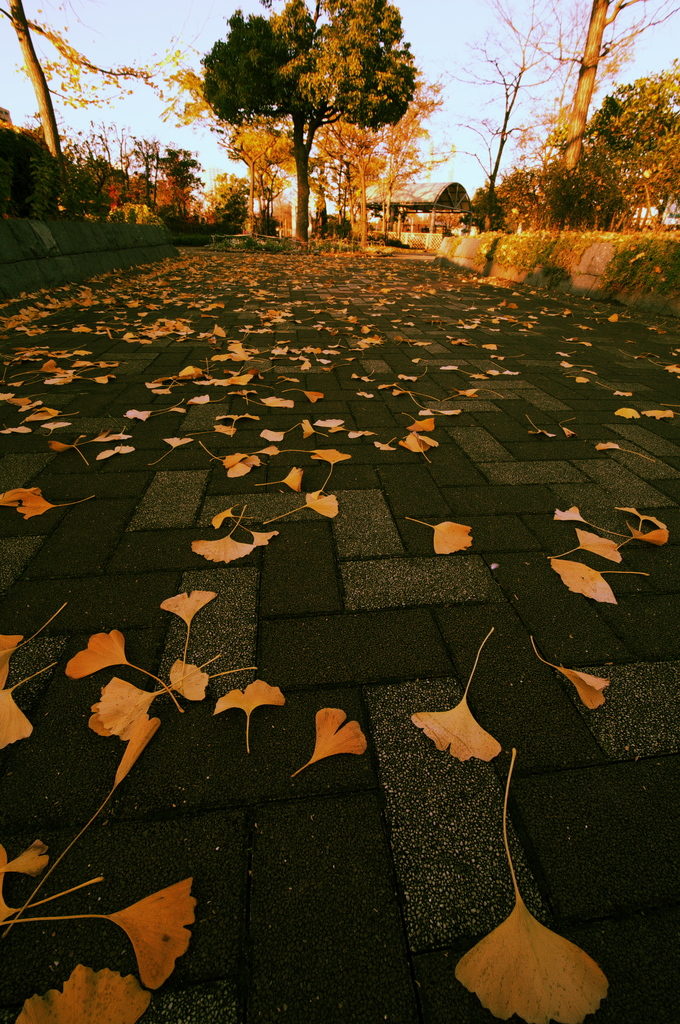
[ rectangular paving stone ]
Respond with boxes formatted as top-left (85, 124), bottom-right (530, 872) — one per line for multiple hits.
top-left (0, 453), bottom-right (53, 490)
top-left (446, 426), bottom-right (515, 461)
top-left (159, 566), bottom-right (258, 686)
top-left (0, 537), bottom-right (43, 592)
top-left (378, 465), bottom-right (450, 517)
top-left (443, 484), bottom-right (556, 515)
top-left (22, 499), bottom-right (136, 578)
top-left (513, 757), bottom-right (680, 919)
top-left (260, 520), bottom-right (341, 616)
top-left (573, 459), bottom-right (676, 506)
top-left (609, 423), bottom-right (680, 457)
top-left (248, 794), bottom-right (419, 1023)
top-left (341, 555), bottom-right (502, 610)
top-left (365, 678), bottom-right (547, 950)
top-left (480, 461), bottom-right (586, 484)
top-left (128, 469), bottom-right (208, 528)
top-left (258, 608), bottom-right (453, 685)
top-left (522, 389), bottom-right (571, 411)
top-left (332, 488), bottom-right (403, 557)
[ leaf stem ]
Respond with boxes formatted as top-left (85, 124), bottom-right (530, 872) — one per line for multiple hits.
top-left (17, 602), bottom-right (67, 651)
top-left (9, 661), bottom-right (57, 693)
top-left (464, 627), bottom-right (494, 699)
top-left (502, 748), bottom-right (521, 902)
top-left (19, 876), bottom-right (104, 911)
top-left (404, 517), bottom-right (435, 530)
top-left (209, 665), bottom-right (257, 679)
top-left (128, 664), bottom-right (184, 713)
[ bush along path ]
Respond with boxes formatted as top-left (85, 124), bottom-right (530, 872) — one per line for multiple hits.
top-left (0, 249), bottom-right (679, 1023)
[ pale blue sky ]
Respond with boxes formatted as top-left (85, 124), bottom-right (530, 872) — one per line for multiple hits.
top-left (2, 0), bottom-right (679, 197)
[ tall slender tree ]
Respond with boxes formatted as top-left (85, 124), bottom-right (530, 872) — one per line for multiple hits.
top-left (201, 0), bottom-right (415, 241)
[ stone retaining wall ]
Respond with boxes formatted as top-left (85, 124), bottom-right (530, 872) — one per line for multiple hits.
top-left (0, 218), bottom-right (178, 301)
top-left (435, 235), bottom-right (680, 319)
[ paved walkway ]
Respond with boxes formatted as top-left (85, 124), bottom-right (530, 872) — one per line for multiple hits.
top-left (1, 250), bottom-right (679, 1023)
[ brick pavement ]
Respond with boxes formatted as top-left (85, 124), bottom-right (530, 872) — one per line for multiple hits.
top-left (1, 250), bottom-right (679, 1023)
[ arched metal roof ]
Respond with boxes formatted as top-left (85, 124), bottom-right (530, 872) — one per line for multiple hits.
top-left (366, 181), bottom-right (471, 212)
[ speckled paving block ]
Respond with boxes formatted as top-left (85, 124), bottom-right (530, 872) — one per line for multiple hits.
top-left (572, 459), bottom-right (676, 507)
top-left (479, 461), bottom-right (586, 484)
top-left (609, 423), bottom-right (680, 457)
top-left (332, 489), bottom-right (403, 558)
top-left (341, 555), bottom-right (501, 610)
top-left (570, 660), bottom-right (680, 759)
top-left (446, 426), bottom-right (515, 462)
top-left (522, 389), bottom-right (571, 411)
top-left (128, 469), bottom-right (208, 528)
top-left (0, 453), bottom-right (53, 491)
top-left (0, 537), bottom-right (43, 591)
top-left (512, 756), bottom-right (680, 919)
top-left (158, 566), bottom-right (258, 686)
top-left (365, 678), bottom-right (547, 950)
top-left (360, 358), bottom-right (393, 374)
top-left (248, 794), bottom-right (419, 1023)
top-left (140, 981), bottom-right (239, 1024)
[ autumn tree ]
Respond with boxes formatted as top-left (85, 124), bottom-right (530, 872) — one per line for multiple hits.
top-left (205, 173), bottom-right (249, 232)
top-left (201, 0), bottom-right (416, 241)
top-left (563, 0), bottom-right (679, 169)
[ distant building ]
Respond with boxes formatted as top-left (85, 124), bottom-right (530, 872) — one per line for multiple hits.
top-left (366, 181), bottom-right (471, 234)
top-left (0, 107), bottom-right (12, 126)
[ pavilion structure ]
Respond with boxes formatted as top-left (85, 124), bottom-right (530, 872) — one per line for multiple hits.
top-left (366, 181), bottom-right (472, 238)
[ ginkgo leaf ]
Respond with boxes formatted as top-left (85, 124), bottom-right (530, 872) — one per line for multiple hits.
top-left (23, 407), bottom-right (61, 421)
top-left (305, 491), bottom-right (339, 517)
top-left (399, 432), bottom-right (439, 453)
top-left (114, 715), bottom-right (161, 787)
top-left (89, 678), bottom-right (158, 739)
top-left (124, 410), bottom-right (151, 421)
top-left (160, 591), bottom-right (217, 626)
top-left (0, 839), bottom-right (48, 877)
top-left (530, 638), bottom-right (609, 709)
top-left (614, 408), bottom-right (640, 418)
top-left (310, 448), bottom-right (351, 464)
top-left (211, 507), bottom-right (239, 529)
top-left (96, 446), bottom-right (135, 461)
top-left (162, 437), bottom-right (193, 449)
top-left (16, 964), bottom-right (151, 1024)
top-left (301, 419), bottom-right (315, 438)
top-left (0, 488), bottom-right (60, 519)
top-left (408, 417), bottom-right (435, 432)
top-left (554, 507), bottom-right (586, 523)
top-left (192, 535), bottom-right (255, 564)
top-left (550, 559), bottom-right (617, 603)
top-left (0, 689), bottom-right (33, 748)
top-left (374, 440), bottom-right (396, 451)
top-left (595, 442), bottom-right (621, 451)
top-left (106, 878), bottom-right (196, 989)
top-left (641, 409), bottom-right (674, 419)
top-left (260, 429), bottom-right (285, 441)
top-left (261, 396), bottom-right (294, 408)
top-left (573, 529), bottom-right (622, 563)
top-left (412, 699), bottom-right (501, 761)
top-left (214, 678), bottom-right (286, 752)
top-left (313, 419), bottom-right (344, 428)
top-left (616, 507), bottom-right (668, 545)
top-left (303, 391), bottom-right (324, 402)
top-left (0, 633), bottom-right (22, 689)
top-left (278, 467), bottom-right (303, 491)
top-left (455, 750), bottom-right (608, 1024)
top-left (250, 530), bottom-right (279, 547)
top-left (66, 631), bottom-right (128, 678)
top-left (169, 661), bottom-right (209, 701)
top-left (406, 519), bottom-right (473, 554)
top-left (291, 708), bottom-right (367, 777)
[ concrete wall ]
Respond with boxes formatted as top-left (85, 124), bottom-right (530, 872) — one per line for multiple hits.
top-left (436, 235), bottom-right (680, 319)
top-left (0, 218), bottom-right (178, 301)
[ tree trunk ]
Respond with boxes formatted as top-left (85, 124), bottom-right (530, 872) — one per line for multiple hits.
top-left (564, 0), bottom-right (609, 170)
top-left (9, 0), bottom-right (64, 173)
top-left (247, 159), bottom-right (256, 235)
top-left (358, 160), bottom-right (368, 247)
top-left (292, 116), bottom-right (310, 243)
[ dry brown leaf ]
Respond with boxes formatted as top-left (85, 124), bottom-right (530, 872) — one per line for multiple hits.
top-left (16, 964), bottom-right (151, 1024)
top-left (531, 638), bottom-right (609, 709)
top-left (90, 679), bottom-right (157, 739)
top-left (573, 529), bottom-right (622, 563)
top-left (106, 878), bottom-right (195, 989)
top-left (456, 750), bottom-right (608, 1023)
top-left (550, 559), bottom-right (617, 603)
top-left (305, 491), bottom-right (339, 518)
top-left (291, 708), bottom-right (366, 776)
top-left (66, 631), bottom-right (128, 678)
top-left (114, 715), bottom-right (161, 787)
top-left (160, 591), bottom-right (217, 626)
top-left (169, 661), bottom-right (209, 701)
top-left (214, 678), bottom-right (286, 752)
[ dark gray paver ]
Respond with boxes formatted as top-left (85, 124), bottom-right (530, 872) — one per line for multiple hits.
top-left (248, 794), bottom-right (419, 1023)
top-left (0, 537), bottom-right (43, 591)
top-left (341, 555), bottom-right (501, 609)
top-left (128, 469), bottom-right (208, 528)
